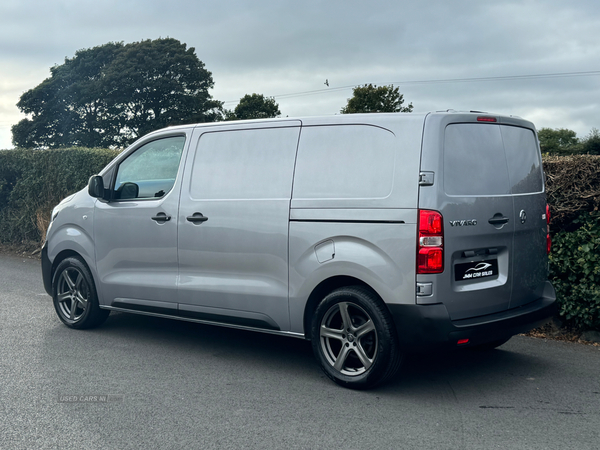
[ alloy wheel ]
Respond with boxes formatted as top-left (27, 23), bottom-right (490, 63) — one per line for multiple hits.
top-left (56, 267), bottom-right (90, 323)
top-left (319, 301), bottom-right (378, 376)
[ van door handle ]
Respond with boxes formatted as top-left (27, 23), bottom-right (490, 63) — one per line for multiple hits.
top-left (488, 215), bottom-right (509, 225)
top-left (151, 212), bottom-right (171, 223)
top-left (187, 212), bottom-right (208, 224)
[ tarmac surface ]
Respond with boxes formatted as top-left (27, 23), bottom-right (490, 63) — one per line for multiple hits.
top-left (1, 252), bottom-right (599, 449)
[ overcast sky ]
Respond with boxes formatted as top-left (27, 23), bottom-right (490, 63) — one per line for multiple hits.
top-left (1, 0), bottom-right (600, 149)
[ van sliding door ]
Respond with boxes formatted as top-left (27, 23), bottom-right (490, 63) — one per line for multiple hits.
top-left (177, 122), bottom-right (301, 331)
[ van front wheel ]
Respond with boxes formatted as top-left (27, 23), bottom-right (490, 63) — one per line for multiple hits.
top-left (311, 287), bottom-right (402, 389)
top-left (52, 257), bottom-right (109, 329)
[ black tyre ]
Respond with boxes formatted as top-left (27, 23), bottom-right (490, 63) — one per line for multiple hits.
top-left (52, 257), bottom-right (109, 329)
top-left (311, 286), bottom-right (402, 389)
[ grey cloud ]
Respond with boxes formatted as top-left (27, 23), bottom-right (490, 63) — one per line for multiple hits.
top-left (1, 0), bottom-right (600, 149)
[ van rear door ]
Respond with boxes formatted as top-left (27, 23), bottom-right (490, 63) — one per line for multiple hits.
top-left (500, 124), bottom-right (547, 309)
top-left (418, 113), bottom-right (547, 321)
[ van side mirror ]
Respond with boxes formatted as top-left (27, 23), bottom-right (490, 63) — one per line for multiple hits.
top-left (88, 175), bottom-right (106, 199)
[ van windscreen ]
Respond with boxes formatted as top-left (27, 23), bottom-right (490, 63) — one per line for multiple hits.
top-left (443, 124), bottom-right (543, 196)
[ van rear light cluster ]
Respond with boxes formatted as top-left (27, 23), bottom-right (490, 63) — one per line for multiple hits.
top-left (417, 210), bottom-right (444, 274)
top-left (546, 204), bottom-right (551, 254)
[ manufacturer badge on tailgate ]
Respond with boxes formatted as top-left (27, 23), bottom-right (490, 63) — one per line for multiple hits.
top-left (455, 259), bottom-right (499, 281)
top-left (449, 219), bottom-right (477, 227)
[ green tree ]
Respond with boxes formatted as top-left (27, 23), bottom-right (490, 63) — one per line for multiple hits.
top-left (225, 93), bottom-right (281, 120)
top-left (13, 42), bottom-right (123, 148)
top-left (105, 38), bottom-right (222, 142)
top-left (537, 128), bottom-right (581, 155)
top-left (12, 38), bottom-right (222, 148)
top-left (341, 84), bottom-right (413, 114)
top-left (581, 128), bottom-right (600, 155)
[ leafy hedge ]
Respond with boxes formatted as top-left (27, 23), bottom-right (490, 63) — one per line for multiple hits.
top-left (549, 213), bottom-right (600, 330)
top-left (543, 155), bottom-right (600, 331)
top-left (0, 147), bottom-right (120, 246)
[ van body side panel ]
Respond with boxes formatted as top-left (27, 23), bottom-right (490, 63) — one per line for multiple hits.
top-left (177, 123), bottom-right (301, 331)
top-left (289, 116), bottom-right (425, 335)
top-left (288, 220), bottom-right (417, 334)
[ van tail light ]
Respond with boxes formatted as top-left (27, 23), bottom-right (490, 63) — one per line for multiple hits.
top-left (546, 204), bottom-right (551, 254)
top-left (417, 210), bottom-right (444, 274)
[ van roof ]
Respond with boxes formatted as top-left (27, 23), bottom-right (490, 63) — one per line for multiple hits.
top-left (156, 110), bottom-right (534, 135)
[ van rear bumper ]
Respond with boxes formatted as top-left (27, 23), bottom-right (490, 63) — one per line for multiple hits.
top-left (388, 281), bottom-right (557, 351)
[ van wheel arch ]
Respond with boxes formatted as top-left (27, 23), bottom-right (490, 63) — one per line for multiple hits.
top-left (51, 250), bottom-right (102, 307)
top-left (303, 276), bottom-right (381, 341)
top-left (51, 250), bottom-right (92, 289)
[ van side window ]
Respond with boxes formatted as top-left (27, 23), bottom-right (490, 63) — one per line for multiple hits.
top-left (113, 136), bottom-right (185, 200)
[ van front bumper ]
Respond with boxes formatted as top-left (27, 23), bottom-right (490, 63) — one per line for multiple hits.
top-left (388, 281), bottom-right (557, 351)
top-left (41, 242), bottom-right (53, 296)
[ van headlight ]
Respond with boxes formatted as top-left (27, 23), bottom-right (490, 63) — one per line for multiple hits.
top-left (50, 194), bottom-right (76, 223)
top-left (59, 194), bottom-right (75, 205)
top-left (51, 207), bottom-right (60, 223)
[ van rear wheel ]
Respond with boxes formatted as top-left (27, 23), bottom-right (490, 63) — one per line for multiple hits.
top-left (311, 286), bottom-right (402, 389)
top-left (52, 257), bottom-right (109, 329)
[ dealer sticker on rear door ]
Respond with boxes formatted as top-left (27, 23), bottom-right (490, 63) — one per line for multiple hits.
top-left (455, 259), bottom-right (499, 281)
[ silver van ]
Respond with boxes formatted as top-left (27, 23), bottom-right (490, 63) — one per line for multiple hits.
top-left (42, 111), bottom-right (556, 389)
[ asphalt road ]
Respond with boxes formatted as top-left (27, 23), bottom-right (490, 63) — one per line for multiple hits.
top-left (1, 252), bottom-right (599, 449)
